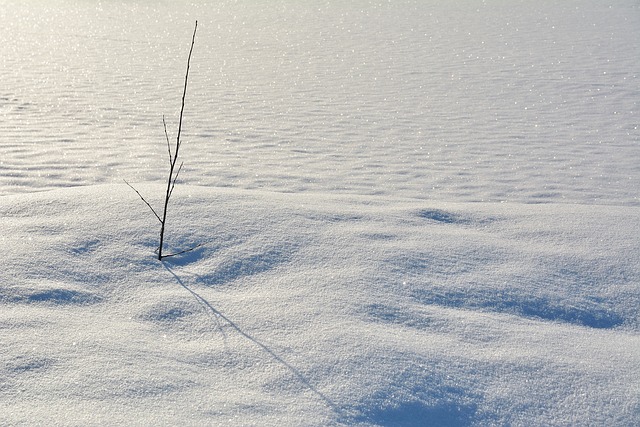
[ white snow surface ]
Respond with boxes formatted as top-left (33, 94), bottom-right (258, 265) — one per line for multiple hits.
top-left (1, 1), bottom-right (639, 426)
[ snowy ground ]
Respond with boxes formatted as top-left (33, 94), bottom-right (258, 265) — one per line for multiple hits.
top-left (1, 1), bottom-right (639, 426)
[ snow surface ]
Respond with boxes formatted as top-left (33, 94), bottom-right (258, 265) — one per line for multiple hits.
top-left (1, 1), bottom-right (639, 426)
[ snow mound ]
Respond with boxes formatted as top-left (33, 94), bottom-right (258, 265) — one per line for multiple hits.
top-left (1, 184), bottom-right (638, 426)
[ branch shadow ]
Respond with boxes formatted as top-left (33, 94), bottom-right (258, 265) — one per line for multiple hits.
top-left (163, 264), bottom-right (351, 419)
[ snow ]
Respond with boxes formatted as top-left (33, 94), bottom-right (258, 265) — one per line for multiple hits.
top-left (1, 1), bottom-right (639, 426)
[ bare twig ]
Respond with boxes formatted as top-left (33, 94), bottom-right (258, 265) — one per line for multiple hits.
top-left (157, 20), bottom-right (198, 260)
top-left (126, 20), bottom-right (199, 261)
top-left (124, 179), bottom-right (162, 223)
top-left (160, 242), bottom-right (206, 259)
top-left (163, 115), bottom-right (172, 163)
top-left (168, 161), bottom-right (183, 200)
top-left (175, 20), bottom-right (197, 163)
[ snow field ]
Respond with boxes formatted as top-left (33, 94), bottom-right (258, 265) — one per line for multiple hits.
top-left (1, 0), bottom-right (639, 425)
top-left (0, 185), bottom-right (638, 426)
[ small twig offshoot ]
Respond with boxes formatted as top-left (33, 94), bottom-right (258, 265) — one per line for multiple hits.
top-left (124, 179), bottom-right (162, 224)
top-left (127, 20), bottom-right (199, 260)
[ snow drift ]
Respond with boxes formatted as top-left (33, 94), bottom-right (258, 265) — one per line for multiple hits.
top-left (1, 185), bottom-right (638, 426)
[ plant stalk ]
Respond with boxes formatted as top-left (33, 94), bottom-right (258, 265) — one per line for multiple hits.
top-left (158, 20), bottom-right (198, 260)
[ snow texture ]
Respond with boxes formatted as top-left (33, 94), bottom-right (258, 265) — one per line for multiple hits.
top-left (1, 1), bottom-right (639, 426)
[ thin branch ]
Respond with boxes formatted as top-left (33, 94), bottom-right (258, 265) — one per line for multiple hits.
top-left (160, 242), bottom-right (205, 260)
top-left (158, 20), bottom-right (197, 260)
top-left (174, 20), bottom-right (197, 162)
top-left (163, 115), bottom-right (172, 164)
top-left (168, 161), bottom-right (184, 200)
top-left (124, 179), bottom-right (162, 223)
